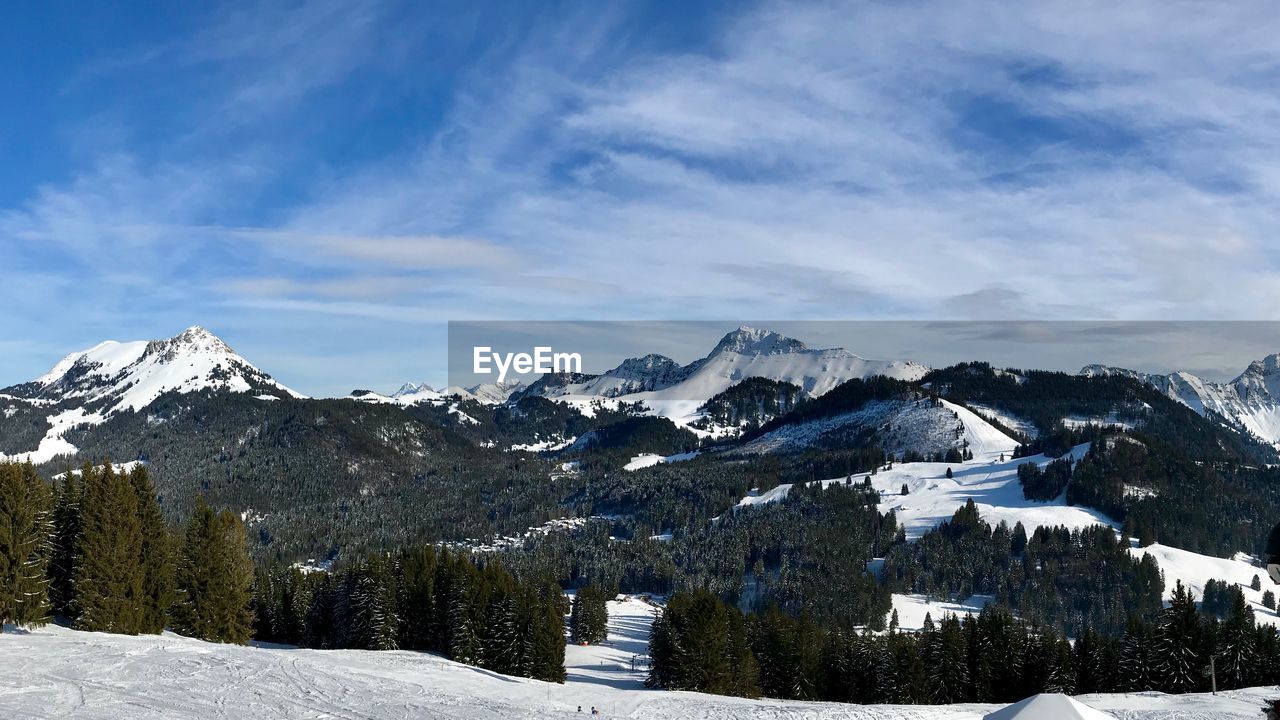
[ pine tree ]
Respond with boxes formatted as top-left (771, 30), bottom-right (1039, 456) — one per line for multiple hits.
top-left (525, 588), bottom-right (567, 683)
top-left (130, 466), bottom-right (173, 634)
top-left (1157, 581), bottom-right (1205, 693)
top-left (1217, 589), bottom-right (1256, 689)
top-left (172, 498), bottom-right (254, 644)
top-left (925, 614), bottom-right (969, 703)
top-left (1119, 617), bottom-right (1157, 691)
top-left (447, 577), bottom-right (478, 664)
top-left (74, 463), bottom-right (143, 634)
top-left (570, 585), bottom-right (609, 644)
top-left (0, 462), bottom-right (52, 630)
top-left (48, 466), bottom-right (84, 619)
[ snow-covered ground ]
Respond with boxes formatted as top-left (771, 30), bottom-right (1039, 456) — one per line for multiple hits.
top-left (734, 399), bottom-right (1280, 621)
top-left (622, 451), bottom-right (699, 471)
top-left (736, 401), bottom-right (1111, 540)
top-left (4, 607), bottom-right (1279, 719)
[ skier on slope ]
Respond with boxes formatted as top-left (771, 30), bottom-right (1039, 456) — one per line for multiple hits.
top-left (1266, 523), bottom-right (1280, 585)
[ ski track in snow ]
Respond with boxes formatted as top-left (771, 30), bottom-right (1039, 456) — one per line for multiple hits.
top-left (4, 607), bottom-right (1277, 719)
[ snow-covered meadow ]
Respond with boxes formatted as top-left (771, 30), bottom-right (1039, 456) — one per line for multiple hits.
top-left (3, 596), bottom-right (1278, 720)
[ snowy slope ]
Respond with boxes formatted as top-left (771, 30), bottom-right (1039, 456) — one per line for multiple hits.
top-left (2, 620), bottom-right (1276, 719)
top-left (735, 400), bottom-right (1280, 620)
top-left (1131, 543), bottom-right (1280, 627)
top-left (1083, 357), bottom-right (1280, 446)
top-left (530, 327), bottom-right (928, 428)
top-left (736, 401), bottom-right (1110, 539)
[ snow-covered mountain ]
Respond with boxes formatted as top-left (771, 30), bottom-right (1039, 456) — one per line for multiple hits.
top-left (1082, 355), bottom-right (1280, 446)
top-left (0, 326), bottom-right (302, 464)
top-left (524, 326), bottom-right (928, 425)
top-left (7, 326), bottom-right (302, 414)
top-left (352, 380), bottom-right (523, 406)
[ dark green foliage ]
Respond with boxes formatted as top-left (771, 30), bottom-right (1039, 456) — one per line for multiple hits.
top-left (693, 377), bottom-right (804, 431)
top-left (569, 585), bottom-right (609, 644)
top-left (652, 592), bottom-right (1280, 705)
top-left (647, 589), bottom-right (760, 697)
top-left (743, 376), bottom-right (919, 441)
top-left (884, 501), bottom-right (1164, 636)
top-left (0, 461), bottom-right (52, 630)
top-left (1217, 587), bottom-right (1256, 688)
top-left (171, 498), bottom-right (254, 644)
top-left (1016, 458), bottom-right (1071, 501)
top-left (74, 463), bottom-right (143, 633)
top-left (47, 468), bottom-right (83, 618)
top-left (1070, 434), bottom-right (1280, 556)
top-left (251, 547), bottom-right (568, 683)
top-left (131, 466), bottom-right (173, 634)
top-left (45, 392), bottom-right (592, 561)
top-left (570, 416), bottom-right (700, 468)
top-left (924, 363), bottom-right (1271, 462)
top-left (1201, 578), bottom-right (1246, 619)
top-left (1157, 581), bottom-right (1206, 693)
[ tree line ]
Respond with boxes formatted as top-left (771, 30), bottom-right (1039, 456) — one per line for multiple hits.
top-left (251, 546), bottom-right (569, 683)
top-left (1, 460), bottom-right (254, 643)
top-left (649, 578), bottom-right (1280, 703)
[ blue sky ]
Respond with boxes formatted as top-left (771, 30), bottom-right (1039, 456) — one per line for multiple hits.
top-left (3, 1), bottom-right (1279, 396)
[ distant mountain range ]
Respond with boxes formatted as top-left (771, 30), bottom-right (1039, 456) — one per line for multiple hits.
top-left (10, 324), bottom-right (1280, 465)
top-left (1081, 356), bottom-right (1280, 447)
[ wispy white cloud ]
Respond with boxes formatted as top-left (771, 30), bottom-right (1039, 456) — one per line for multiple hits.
top-left (5, 0), bottom-right (1280, 394)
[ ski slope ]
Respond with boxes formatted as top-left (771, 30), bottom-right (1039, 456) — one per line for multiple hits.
top-left (3, 613), bottom-right (1278, 719)
top-left (737, 401), bottom-right (1112, 539)
top-left (735, 399), bottom-right (1280, 618)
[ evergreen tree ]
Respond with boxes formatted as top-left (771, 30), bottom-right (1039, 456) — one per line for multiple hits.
top-left (130, 466), bottom-right (173, 634)
top-left (172, 498), bottom-right (254, 644)
top-left (1156, 581), bottom-right (1205, 693)
top-left (350, 556), bottom-right (398, 650)
top-left (525, 587), bottom-right (567, 683)
top-left (570, 585), bottom-right (609, 644)
top-left (0, 462), bottom-right (52, 630)
top-left (48, 466), bottom-right (84, 618)
top-left (648, 590), bottom-right (759, 697)
top-left (924, 614), bottom-right (969, 703)
top-left (1119, 617), bottom-right (1157, 691)
top-left (1217, 588), bottom-right (1256, 689)
top-left (74, 463), bottom-right (143, 634)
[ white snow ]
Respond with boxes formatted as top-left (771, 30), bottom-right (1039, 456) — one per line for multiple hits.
top-left (622, 451), bottom-right (699, 471)
top-left (889, 594), bottom-right (993, 631)
top-left (1130, 543), bottom-right (1280, 625)
top-left (3, 620), bottom-right (1276, 719)
top-left (735, 403), bottom-right (1111, 540)
top-left (0, 407), bottom-right (105, 465)
top-left (5, 327), bottom-right (303, 464)
top-left (983, 693), bottom-right (1116, 720)
top-left (51, 460), bottom-right (144, 479)
top-left (532, 327), bottom-right (928, 432)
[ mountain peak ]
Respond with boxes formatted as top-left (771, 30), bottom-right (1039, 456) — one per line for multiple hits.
top-left (393, 382), bottom-right (434, 397)
top-left (1240, 354), bottom-right (1280, 378)
top-left (12, 325), bottom-right (302, 412)
top-left (710, 326), bottom-right (807, 357)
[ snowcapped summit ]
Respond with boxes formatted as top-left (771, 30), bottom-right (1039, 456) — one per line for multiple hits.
top-left (12, 326), bottom-right (302, 414)
top-left (392, 382), bottom-right (434, 397)
top-left (708, 326), bottom-right (807, 357)
top-left (1080, 355), bottom-right (1280, 447)
top-left (519, 326), bottom-right (929, 426)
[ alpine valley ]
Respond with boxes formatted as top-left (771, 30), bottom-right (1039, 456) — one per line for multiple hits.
top-left (7, 325), bottom-right (1280, 718)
